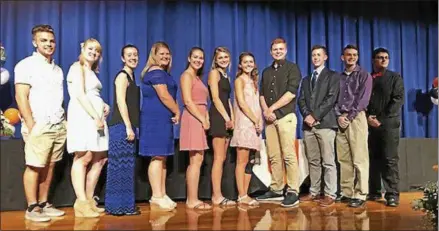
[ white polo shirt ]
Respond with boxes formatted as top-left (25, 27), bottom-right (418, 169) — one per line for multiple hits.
top-left (14, 52), bottom-right (65, 125)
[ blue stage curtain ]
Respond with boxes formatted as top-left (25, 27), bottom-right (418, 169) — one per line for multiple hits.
top-left (1, 0), bottom-right (437, 138)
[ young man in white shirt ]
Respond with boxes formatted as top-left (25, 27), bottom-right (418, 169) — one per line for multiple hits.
top-left (15, 24), bottom-right (66, 222)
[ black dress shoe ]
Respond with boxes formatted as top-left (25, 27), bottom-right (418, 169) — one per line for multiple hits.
top-left (336, 195), bottom-right (352, 203)
top-left (367, 194), bottom-right (382, 201)
top-left (349, 199), bottom-right (366, 208)
top-left (386, 197), bottom-right (399, 207)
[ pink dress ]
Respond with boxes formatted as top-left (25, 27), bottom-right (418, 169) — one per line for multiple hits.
top-left (230, 75), bottom-right (263, 151)
top-left (179, 77), bottom-right (209, 151)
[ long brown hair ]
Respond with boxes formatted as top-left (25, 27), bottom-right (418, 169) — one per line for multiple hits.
top-left (141, 41), bottom-right (172, 78)
top-left (236, 52), bottom-right (259, 92)
top-left (185, 47), bottom-right (205, 77)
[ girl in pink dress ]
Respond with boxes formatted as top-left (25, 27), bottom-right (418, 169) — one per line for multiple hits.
top-left (230, 52), bottom-right (262, 206)
top-left (179, 47), bottom-right (211, 210)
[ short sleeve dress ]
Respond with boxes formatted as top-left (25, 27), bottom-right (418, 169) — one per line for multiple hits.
top-left (139, 69), bottom-right (177, 156)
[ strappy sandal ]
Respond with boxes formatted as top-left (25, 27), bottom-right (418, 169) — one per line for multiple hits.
top-left (213, 197), bottom-right (236, 206)
top-left (186, 202), bottom-right (212, 210)
top-left (237, 195), bottom-right (259, 206)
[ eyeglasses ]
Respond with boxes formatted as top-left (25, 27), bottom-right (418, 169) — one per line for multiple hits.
top-left (375, 56), bottom-right (389, 60)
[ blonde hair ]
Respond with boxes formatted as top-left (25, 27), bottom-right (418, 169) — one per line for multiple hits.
top-left (77, 38), bottom-right (102, 94)
top-left (79, 38), bottom-right (103, 73)
top-left (141, 41), bottom-right (172, 78)
top-left (236, 52), bottom-right (259, 92)
top-left (211, 46), bottom-right (231, 72)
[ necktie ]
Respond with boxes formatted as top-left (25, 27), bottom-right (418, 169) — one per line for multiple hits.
top-left (311, 71), bottom-right (318, 90)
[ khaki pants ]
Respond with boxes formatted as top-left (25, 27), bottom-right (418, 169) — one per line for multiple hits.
top-left (265, 113), bottom-right (299, 194)
top-left (303, 128), bottom-right (337, 199)
top-left (336, 111), bottom-right (369, 200)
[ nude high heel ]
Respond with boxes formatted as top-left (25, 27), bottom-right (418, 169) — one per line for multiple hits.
top-left (89, 198), bottom-right (105, 213)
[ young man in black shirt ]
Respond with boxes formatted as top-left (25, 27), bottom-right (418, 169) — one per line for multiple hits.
top-left (256, 38), bottom-right (302, 207)
top-left (367, 47), bottom-right (404, 207)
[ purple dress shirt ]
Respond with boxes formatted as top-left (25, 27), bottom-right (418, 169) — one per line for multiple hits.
top-left (335, 65), bottom-right (372, 121)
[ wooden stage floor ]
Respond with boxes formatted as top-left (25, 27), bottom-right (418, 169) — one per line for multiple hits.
top-left (1, 192), bottom-right (434, 230)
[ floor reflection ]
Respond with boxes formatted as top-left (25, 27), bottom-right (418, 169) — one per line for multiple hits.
top-left (5, 193), bottom-right (430, 231)
top-left (149, 207), bottom-right (177, 230)
top-left (175, 203), bottom-right (373, 230)
top-left (24, 215), bottom-right (65, 230)
top-left (73, 217), bottom-right (100, 230)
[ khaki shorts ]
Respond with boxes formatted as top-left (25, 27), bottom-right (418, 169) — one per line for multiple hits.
top-left (21, 121), bottom-right (67, 168)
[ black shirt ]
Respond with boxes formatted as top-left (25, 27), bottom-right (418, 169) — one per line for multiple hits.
top-left (260, 59), bottom-right (302, 119)
top-left (108, 70), bottom-right (140, 127)
top-left (367, 69), bottom-right (404, 120)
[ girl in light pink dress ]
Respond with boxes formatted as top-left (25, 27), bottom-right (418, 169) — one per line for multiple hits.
top-left (230, 52), bottom-right (262, 206)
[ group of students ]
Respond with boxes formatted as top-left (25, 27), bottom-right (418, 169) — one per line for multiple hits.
top-left (15, 24), bottom-right (404, 223)
top-left (297, 44), bottom-right (404, 210)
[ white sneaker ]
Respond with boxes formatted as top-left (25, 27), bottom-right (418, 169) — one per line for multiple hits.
top-left (25, 210), bottom-right (51, 222)
top-left (41, 203), bottom-right (65, 217)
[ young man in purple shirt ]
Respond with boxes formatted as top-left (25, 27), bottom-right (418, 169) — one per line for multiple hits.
top-left (335, 44), bottom-right (372, 208)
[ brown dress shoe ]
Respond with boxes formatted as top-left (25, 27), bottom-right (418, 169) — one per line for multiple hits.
top-left (299, 194), bottom-right (320, 202)
top-left (319, 196), bottom-right (335, 207)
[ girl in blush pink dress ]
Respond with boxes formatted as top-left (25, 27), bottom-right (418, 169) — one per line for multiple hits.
top-left (179, 47), bottom-right (211, 210)
top-left (230, 52), bottom-right (262, 206)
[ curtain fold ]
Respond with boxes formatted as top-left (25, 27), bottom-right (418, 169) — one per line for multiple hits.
top-left (0, 0), bottom-right (437, 138)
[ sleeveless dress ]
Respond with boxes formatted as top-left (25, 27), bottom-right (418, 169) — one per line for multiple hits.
top-left (139, 69), bottom-right (177, 156)
top-left (105, 70), bottom-right (140, 215)
top-left (208, 71), bottom-right (232, 137)
top-left (66, 62), bottom-right (109, 153)
top-left (230, 76), bottom-right (263, 151)
top-left (179, 77), bottom-right (209, 151)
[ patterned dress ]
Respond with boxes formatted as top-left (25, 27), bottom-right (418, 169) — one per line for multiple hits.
top-left (105, 70), bottom-right (140, 215)
top-left (230, 75), bottom-right (263, 151)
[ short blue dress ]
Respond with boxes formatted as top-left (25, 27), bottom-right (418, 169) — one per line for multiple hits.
top-left (139, 69), bottom-right (177, 156)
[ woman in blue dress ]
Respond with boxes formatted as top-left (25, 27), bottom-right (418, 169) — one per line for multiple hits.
top-left (105, 44), bottom-right (141, 216)
top-left (139, 41), bottom-right (179, 210)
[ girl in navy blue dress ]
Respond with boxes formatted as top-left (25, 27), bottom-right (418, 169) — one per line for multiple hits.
top-left (105, 44), bottom-right (140, 216)
top-left (139, 42), bottom-right (179, 210)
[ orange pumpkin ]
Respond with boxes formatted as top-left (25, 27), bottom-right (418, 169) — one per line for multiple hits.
top-left (4, 108), bottom-right (20, 125)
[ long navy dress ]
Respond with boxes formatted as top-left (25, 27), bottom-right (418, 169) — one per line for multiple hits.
top-left (105, 70), bottom-right (140, 215)
top-left (139, 69), bottom-right (177, 156)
